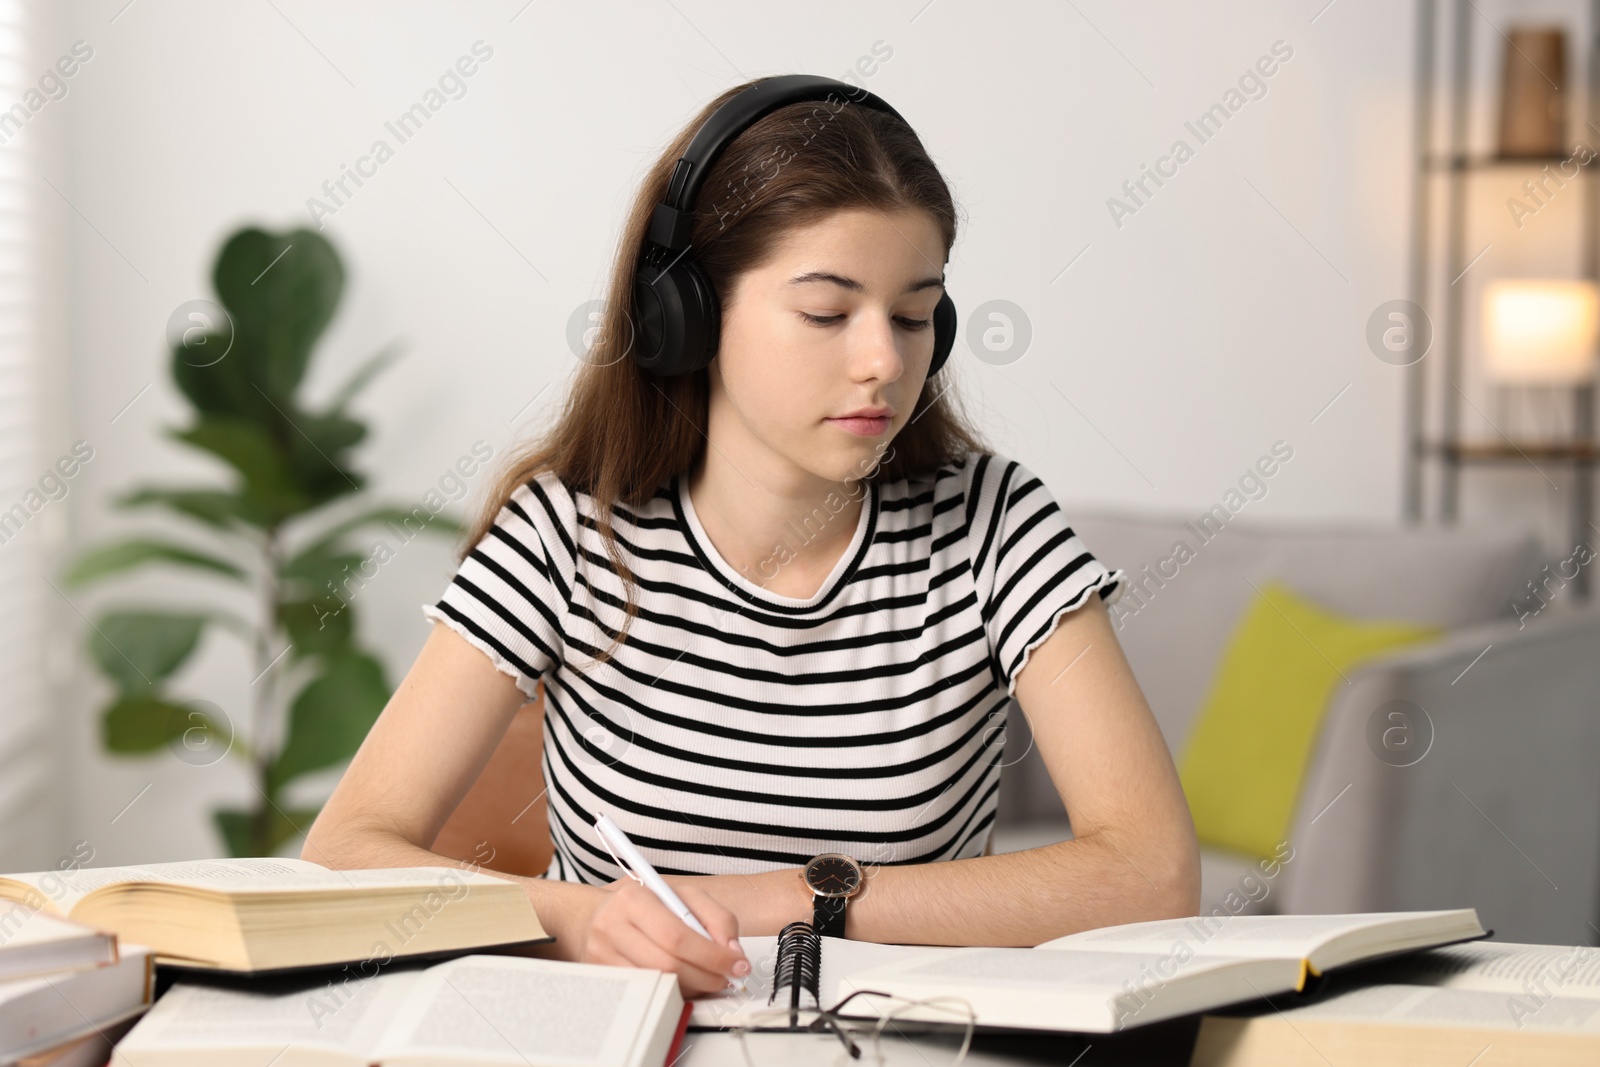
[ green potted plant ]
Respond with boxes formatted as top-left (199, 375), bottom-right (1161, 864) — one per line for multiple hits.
top-left (64, 225), bottom-right (457, 857)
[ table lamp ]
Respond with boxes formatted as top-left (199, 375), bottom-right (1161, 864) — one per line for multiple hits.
top-left (1482, 278), bottom-right (1599, 440)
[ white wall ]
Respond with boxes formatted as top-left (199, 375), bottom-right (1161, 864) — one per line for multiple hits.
top-left (16, 0), bottom-right (1584, 867)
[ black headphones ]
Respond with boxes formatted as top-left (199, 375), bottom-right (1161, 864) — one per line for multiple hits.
top-left (630, 74), bottom-right (957, 379)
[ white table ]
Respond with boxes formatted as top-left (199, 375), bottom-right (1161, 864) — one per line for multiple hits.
top-left (679, 1029), bottom-right (1038, 1066)
top-left (677, 1023), bottom-right (1195, 1066)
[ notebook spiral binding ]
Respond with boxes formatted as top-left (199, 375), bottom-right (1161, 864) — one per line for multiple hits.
top-left (769, 919), bottom-right (822, 1022)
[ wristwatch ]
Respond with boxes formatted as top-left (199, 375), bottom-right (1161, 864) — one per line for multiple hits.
top-left (801, 852), bottom-right (865, 938)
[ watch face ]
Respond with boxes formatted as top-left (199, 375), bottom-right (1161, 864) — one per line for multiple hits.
top-left (805, 854), bottom-right (862, 898)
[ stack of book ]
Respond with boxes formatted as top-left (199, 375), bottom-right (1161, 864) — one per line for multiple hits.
top-left (1188, 936), bottom-right (1600, 1066)
top-left (6, 856), bottom-right (1596, 1065)
top-left (0, 857), bottom-right (701, 1067)
top-left (0, 900), bottom-right (150, 1067)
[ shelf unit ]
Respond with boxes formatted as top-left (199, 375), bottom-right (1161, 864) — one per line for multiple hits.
top-left (1403, 0), bottom-right (1600, 599)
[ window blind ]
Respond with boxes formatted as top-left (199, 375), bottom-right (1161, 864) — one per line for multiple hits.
top-left (0, 0), bottom-right (47, 861)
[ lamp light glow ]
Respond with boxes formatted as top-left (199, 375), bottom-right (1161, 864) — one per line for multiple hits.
top-left (1482, 279), bottom-right (1600, 383)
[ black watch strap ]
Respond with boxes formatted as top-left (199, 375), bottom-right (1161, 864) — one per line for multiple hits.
top-left (812, 891), bottom-right (848, 938)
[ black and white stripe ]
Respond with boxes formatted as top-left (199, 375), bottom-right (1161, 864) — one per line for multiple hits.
top-left (423, 451), bottom-right (1125, 884)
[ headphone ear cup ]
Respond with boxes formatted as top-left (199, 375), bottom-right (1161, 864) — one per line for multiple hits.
top-left (927, 290), bottom-right (956, 378)
top-left (632, 259), bottom-right (721, 377)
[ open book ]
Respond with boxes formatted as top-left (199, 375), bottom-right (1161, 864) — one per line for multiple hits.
top-left (692, 909), bottom-right (1485, 1034)
top-left (111, 953), bottom-right (691, 1067)
top-left (0, 858), bottom-right (548, 973)
top-left (1190, 939), bottom-right (1600, 1066)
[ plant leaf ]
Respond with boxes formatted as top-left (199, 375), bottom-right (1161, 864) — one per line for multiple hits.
top-left (169, 418), bottom-right (303, 508)
top-left (423, 511), bottom-right (464, 539)
top-left (116, 486), bottom-right (269, 531)
top-left (64, 539), bottom-right (246, 588)
top-left (212, 805), bottom-right (322, 858)
top-left (101, 695), bottom-right (194, 753)
top-left (211, 227), bottom-right (345, 403)
top-left (280, 546), bottom-right (367, 598)
top-left (327, 339), bottom-right (404, 413)
top-left (279, 597), bottom-right (353, 659)
top-left (271, 652), bottom-right (389, 790)
top-left (88, 610), bottom-right (208, 692)
top-left (298, 411), bottom-right (366, 454)
top-left (170, 317), bottom-right (258, 420)
top-left (200, 609), bottom-right (256, 642)
top-left (212, 808), bottom-right (252, 858)
top-left (267, 806), bottom-right (322, 856)
top-left (281, 410), bottom-right (367, 511)
top-left (295, 505), bottom-right (445, 562)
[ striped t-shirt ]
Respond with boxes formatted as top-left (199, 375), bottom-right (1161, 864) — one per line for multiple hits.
top-left (423, 450), bottom-right (1125, 884)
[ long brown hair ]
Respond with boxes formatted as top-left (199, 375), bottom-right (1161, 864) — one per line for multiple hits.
top-left (464, 75), bottom-right (993, 666)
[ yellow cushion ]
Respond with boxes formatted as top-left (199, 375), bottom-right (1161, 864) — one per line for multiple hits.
top-left (1178, 580), bottom-right (1443, 859)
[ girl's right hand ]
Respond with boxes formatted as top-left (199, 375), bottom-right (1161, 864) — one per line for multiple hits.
top-left (574, 878), bottom-right (751, 999)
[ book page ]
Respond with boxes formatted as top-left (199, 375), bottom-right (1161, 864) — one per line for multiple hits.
top-left (0, 901), bottom-right (109, 952)
top-left (1353, 941), bottom-right (1600, 999)
top-left (836, 947), bottom-right (1294, 1034)
top-left (0, 858), bottom-right (516, 914)
top-left (112, 967), bottom-right (421, 1063)
top-left (375, 954), bottom-right (667, 1066)
top-left (1270, 980), bottom-right (1600, 1033)
top-left (1, 859), bottom-right (325, 912)
top-left (686, 934), bottom-right (779, 1028)
top-left (848, 945), bottom-right (1253, 991)
top-left (1038, 911), bottom-right (1477, 963)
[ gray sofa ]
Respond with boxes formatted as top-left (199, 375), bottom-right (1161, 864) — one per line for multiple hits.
top-left (990, 508), bottom-right (1600, 945)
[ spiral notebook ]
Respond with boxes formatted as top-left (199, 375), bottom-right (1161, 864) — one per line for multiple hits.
top-left (687, 922), bottom-right (932, 1030)
top-left (768, 920), bottom-right (822, 1021)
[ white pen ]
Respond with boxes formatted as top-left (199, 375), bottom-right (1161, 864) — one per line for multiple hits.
top-left (593, 811), bottom-right (748, 992)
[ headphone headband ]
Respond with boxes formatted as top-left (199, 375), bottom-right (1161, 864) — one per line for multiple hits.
top-left (630, 74), bottom-right (957, 380)
top-left (645, 75), bottom-right (906, 254)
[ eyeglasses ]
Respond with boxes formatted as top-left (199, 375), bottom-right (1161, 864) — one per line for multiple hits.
top-left (728, 987), bottom-right (977, 1066)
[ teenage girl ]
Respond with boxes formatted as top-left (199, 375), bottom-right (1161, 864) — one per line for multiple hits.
top-left (305, 75), bottom-right (1199, 1000)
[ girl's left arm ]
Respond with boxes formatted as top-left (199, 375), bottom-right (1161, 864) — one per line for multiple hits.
top-left (669, 594), bottom-right (1202, 944)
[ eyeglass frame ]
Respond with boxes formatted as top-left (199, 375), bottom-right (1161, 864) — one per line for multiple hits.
top-left (728, 986), bottom-right (977, 1065)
